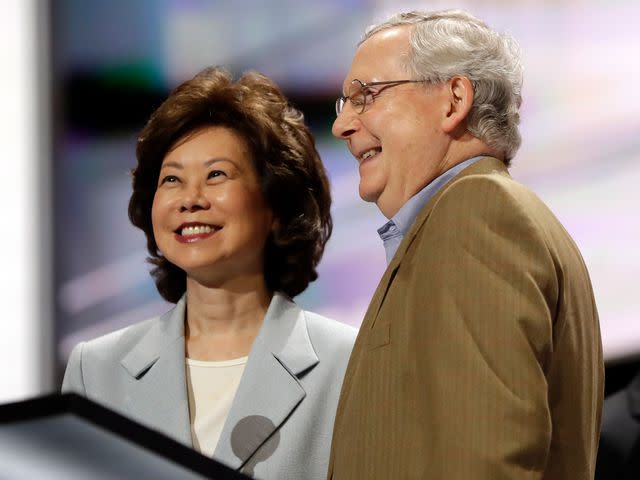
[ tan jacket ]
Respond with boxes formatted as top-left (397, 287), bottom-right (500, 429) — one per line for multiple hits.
top-left (328, 157), bottom-right (603, 479)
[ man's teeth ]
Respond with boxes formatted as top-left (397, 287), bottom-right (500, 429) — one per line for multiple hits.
top-left (361, 148), bottom-right (380, 161)
top-left (181, 225), bottom-right (213, 236)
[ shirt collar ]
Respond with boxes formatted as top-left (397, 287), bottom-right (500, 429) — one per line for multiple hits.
top-left (377, 156), bottom-right (484, 263)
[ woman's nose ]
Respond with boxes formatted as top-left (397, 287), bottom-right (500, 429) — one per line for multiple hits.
top-left (179, 185), bottom-right (211, 212)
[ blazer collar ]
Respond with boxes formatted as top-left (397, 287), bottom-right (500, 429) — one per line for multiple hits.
top-left (120, 298), bottom-right (186, 378)
top-left (214, 292), bottom-right (318, 472)
top-left (119, 297), bottom-right (192, 446)
top-left (364, 156), bottom-right (509, 327)
top-left (118, 292), bottom-right (318, 471)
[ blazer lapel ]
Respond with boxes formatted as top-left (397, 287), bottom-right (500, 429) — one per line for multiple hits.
top-left (213, 293), bottom-right (318, 471)
top-left (330, 157), bottom-right (512, 477)
top-left (119, 297), bottom-right (192, 447)
top-left (335, 157), bottom-right (511, 434)
top-left (363, 156), bottom-right (509, 329)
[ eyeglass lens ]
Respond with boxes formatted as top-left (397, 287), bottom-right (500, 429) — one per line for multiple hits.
top-left (336, 80), bottom-right (368, 116)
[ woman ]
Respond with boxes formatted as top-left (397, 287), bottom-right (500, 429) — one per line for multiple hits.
top-left (62, 67), bottom-right (356, 479)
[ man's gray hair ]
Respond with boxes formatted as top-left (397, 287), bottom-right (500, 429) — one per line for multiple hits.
top-left (363, 10), bottom-right (523, 163)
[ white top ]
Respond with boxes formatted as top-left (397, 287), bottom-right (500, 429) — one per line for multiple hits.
top-left (185, 356), bottom-right (247, 456)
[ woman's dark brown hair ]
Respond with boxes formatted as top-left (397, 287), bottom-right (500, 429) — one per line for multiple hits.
top-left (129, 67), bottom-right (332, 303)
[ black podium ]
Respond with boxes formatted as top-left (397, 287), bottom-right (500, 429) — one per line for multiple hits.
top-left (0, 393), bottom-right (250, 479)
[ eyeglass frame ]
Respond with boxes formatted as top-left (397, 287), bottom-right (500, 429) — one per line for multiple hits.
top-left (335, 79), bottom-right (427, 116)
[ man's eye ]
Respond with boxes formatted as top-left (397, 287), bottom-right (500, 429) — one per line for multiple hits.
top-left (351, 88), bottom-right (375, 107)
top-left (350, 93), bottom-right (366, 106)
top-left (362, 88), bottom-right (375, 102)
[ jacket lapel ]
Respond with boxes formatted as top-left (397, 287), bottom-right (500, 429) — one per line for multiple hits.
top-left (119, 297), bottom-right (192, 447)
top-left (213, 293), bottom-right (318, 471)
top-left (330, 158), bottom-right (512, 477)
top-left (334, 157), bottom-right (510, 437)
top-left (363, 156), bottom-right (509, 330)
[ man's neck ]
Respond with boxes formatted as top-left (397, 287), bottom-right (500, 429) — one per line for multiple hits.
top-left (378, 137), bottom-right (500, 219)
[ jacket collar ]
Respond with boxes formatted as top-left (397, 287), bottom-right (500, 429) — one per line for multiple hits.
top-left (334, 157), bottom-right (509, 440)
top-left (119, 292), bottom-right (318, 471)
top-left (120, 297), bottom-right (192, 446)
top-left (120, 299), bottom-right (186, 378)
top-left (364, 156), bottom-right (509, 327)
top-left (213, 292), bottom-right (318, 472)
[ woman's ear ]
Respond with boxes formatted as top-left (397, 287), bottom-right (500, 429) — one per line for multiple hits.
top-left (270, 216), bottom-right (280, 234)
top-left (442, 75), bottom-right (474, 134)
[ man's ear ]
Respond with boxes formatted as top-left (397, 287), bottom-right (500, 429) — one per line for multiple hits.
top-left (442, 76), bottom-right (474, 134)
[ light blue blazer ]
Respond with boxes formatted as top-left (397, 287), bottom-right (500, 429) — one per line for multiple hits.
top-left (62, 292), bottom-right (356, 479)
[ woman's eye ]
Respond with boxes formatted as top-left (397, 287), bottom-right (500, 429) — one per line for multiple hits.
top-left (160, 175), bottom-right (179, 185)
top-left (208, 170), bottom-right (226, 179)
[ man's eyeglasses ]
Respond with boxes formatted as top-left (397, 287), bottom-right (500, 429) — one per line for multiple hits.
top-left (335, 79), bottom-right (426, 116)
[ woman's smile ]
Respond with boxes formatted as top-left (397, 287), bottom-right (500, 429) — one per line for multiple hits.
top-left (174, 222), bottom-right (222, 244)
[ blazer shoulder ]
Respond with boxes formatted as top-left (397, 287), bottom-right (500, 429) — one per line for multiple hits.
top-left (61, 313), bottom-right (162, 394)
top-left (70, 313), bottom-right (162, 366)
top-left (443, 166), bottom-right (537, 207)
top-left (435, 165), bottom-right (567, 243)
top-left (302, 310), bottom-right (357, 359)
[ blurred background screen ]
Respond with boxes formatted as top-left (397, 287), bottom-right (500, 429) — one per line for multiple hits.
top-left (47, 0), bottom-right (639, 387)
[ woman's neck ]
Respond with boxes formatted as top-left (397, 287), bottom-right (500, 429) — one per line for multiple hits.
top-left (184, 274), bottom-right (272, 360)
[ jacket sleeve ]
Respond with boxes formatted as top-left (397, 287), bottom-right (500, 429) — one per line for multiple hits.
top-left (61, 342), bottom-right (87, 395)
top-left (408, 175), bottom-right (556, 479)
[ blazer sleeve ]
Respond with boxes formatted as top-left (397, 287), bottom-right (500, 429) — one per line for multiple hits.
top-left (408, 175), bottom-right (557, 479)
top-left (61, 342), bottom-right (87, 395)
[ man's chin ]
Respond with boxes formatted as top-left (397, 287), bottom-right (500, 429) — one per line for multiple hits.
top-left (359, 188), bottom-right (381, 204)
top-left (360, 188), bottom-right (398, 219)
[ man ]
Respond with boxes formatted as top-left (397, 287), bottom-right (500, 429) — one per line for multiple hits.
top-left (328, 9), bottom-right (603, 480)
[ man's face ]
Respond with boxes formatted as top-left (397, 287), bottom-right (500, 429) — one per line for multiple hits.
top-left (332, 26), bottom-right (451, 218)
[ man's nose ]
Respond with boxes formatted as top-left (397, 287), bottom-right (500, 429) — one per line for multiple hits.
top-left (179, 184), bottom-right (211, 212)
top-left (331, 107), bottom-right (359, 140)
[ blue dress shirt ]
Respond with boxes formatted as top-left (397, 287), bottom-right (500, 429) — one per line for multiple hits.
top-left (377, 156), bottom-right (483, 265)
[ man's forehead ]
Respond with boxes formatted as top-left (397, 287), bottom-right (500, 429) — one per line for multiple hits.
top-left (363, 25), bottom-right (412, 46)
top-left (342, 26), bottom-right (412, 89)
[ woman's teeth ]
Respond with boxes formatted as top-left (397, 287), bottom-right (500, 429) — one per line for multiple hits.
top-left (181, 225), bottom-right (213, 236)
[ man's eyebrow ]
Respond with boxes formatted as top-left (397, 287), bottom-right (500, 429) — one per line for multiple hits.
top-left (340, 79), bottom-right (358, 96)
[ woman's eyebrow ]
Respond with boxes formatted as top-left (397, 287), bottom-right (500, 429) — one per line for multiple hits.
top-left (159, 157), bottom-right (237, 170)
top-left (203, 157), bottom-right (235, 167)
top-left (159, 160), bottom-right (182, 170)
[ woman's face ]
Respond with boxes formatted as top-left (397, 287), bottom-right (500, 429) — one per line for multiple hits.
top-left (151, 126), bottom-right (275, 286)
